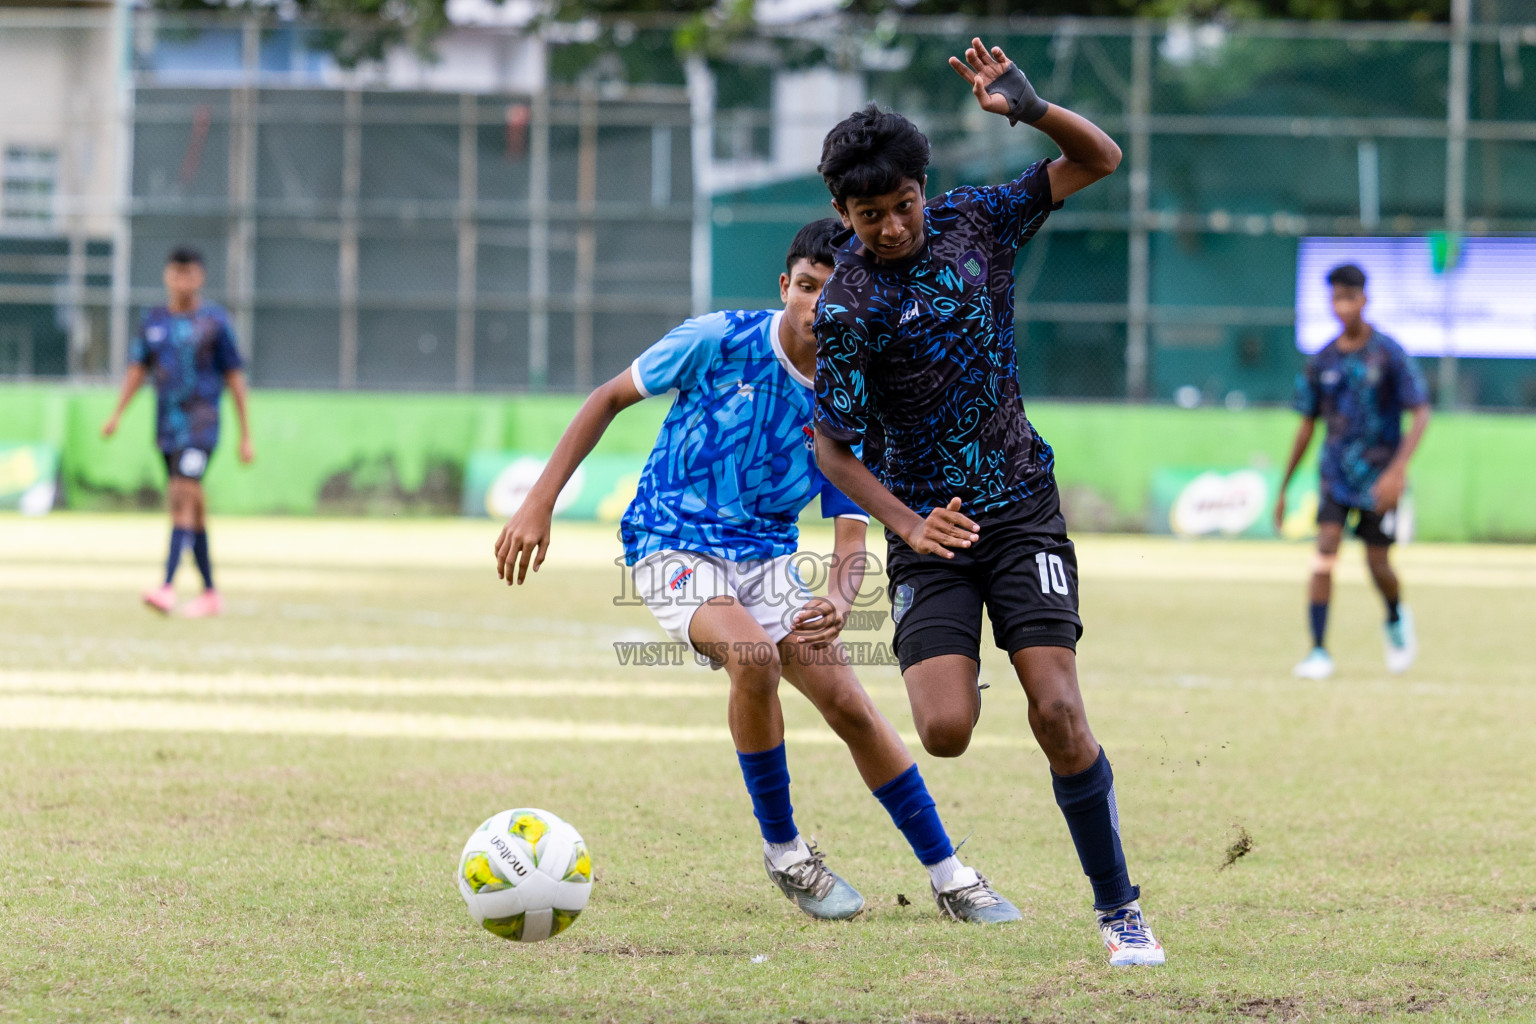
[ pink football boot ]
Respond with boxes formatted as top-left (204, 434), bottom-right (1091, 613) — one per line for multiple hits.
top-left (142, 584), bottom-right (176, 615)
top-left (179, 589), bottom-right (224, 618)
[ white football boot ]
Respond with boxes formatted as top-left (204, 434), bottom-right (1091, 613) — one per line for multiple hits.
top-left (1383, 605), bottom-right (1417, 675)
top-left (1293, 647), bottom-right (1335, 680)
top-left (1097, 899), bottom-right (1166, 966)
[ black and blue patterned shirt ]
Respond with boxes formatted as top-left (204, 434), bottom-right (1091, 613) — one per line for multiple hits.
top-left (130, 304), bottom-right (243, 454)
top-left (1293, 329), bottom-right (1428, 508)
top-left (813, 159), bottom-right (1060, 517)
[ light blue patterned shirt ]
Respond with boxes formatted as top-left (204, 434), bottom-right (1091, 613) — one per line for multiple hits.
top-left (620, 309), bottom-right (867, 565)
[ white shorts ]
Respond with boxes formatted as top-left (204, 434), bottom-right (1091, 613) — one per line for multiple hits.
top-left (630, 550), bottom-right (814, 650)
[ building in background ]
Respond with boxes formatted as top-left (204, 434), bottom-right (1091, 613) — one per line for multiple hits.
top-left (2, 3), bottom-right (1535, 407)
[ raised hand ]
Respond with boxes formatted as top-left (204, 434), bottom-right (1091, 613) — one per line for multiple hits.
top-left (948, 37), bottom-right (1016, 117)
top-left (905, 497), bottom-right (979, 559)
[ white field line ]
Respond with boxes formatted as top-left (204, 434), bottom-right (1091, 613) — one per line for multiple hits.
top-left (0, 693), bottom-right (1031, 749)
top-left (0, 669), bottom-right (734, 701)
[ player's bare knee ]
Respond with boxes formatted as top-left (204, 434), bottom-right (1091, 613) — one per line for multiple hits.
top-left (1311, 551), bottom-right (1338, 577)
top-left (820, 684), bottom-right (876, 737)
top-left (727, 649), bottom-right (781, 695)
top-left (915, 715), bottom-right (972, 758)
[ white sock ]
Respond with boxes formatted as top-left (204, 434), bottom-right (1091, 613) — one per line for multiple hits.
top-left (926, 854), bottom-right (965, 890)
top-left (764, 837), bottom-right (802, 862)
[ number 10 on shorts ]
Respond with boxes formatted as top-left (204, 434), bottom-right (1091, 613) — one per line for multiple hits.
top-left (1035, 552), bottom-right (1070, 595)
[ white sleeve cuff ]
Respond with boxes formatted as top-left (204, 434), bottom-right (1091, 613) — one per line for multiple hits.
top-left (833, 513), bottom-right (871, 524)
top-left (629, 360), bottom-right (653, 399)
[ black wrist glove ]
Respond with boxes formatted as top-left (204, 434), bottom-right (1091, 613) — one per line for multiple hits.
top-left (986, 62), bottom-right (1050, 126)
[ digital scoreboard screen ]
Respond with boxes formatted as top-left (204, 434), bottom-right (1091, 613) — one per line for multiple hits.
top-left (1296, 236), bottom-right (1536, 358)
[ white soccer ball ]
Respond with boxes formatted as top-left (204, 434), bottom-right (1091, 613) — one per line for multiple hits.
top-left (457, 807), bottom-right (593, 942)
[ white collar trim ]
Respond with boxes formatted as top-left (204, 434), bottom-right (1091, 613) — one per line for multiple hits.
top-left (768, 309), bottom-right (814, 389)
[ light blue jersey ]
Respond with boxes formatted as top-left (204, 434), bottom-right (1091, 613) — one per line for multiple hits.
top-left (620, 309), bottom-right (867, 566)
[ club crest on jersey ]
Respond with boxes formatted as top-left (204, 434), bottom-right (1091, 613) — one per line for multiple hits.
top-left (802, 424), bottom-right (815, 451)
top-left (892, 584), bottom-right (913, 623)
top-left (958, 251), bottom-right (986, 285)
top-left (668, 567), bottom-right (694, 592)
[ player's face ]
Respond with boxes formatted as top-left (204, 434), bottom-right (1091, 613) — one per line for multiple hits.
top-left (778, 258), bottom-right (834, 345)
top-left (835, 178), bottom-right (926, 263)
top-left (1330, 284), bottom-right (1366, 327)
top-left (164, 261), bottom-right (205, 306)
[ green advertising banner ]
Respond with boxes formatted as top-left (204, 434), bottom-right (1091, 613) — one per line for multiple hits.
top-left (463, 451), bottom-right (645, 521)
top-left (0, 442), bottom-right (60, 514)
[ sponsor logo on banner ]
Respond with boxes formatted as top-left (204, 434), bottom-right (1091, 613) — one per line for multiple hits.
top-left (1169, 469), bottom-right (1270, 537)
top-left (485, 458), bottom-right (586, 519)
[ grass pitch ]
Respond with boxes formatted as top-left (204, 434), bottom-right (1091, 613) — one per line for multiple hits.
top-left (2, 513), bottom-right (1534, 1023)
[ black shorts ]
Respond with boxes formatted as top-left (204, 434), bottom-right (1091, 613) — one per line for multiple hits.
top-left (163, 447), bottom-right (212, 482)
top-left (1317, 493), bottom-right (1397, 546)
top-left (885, 487), bottom-right (1083, 673)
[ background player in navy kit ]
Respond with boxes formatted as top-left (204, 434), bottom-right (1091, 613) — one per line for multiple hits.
top-left (102, 246), bottom-right (254, 617)
top-left (1276, 263), bottom-right (1430, 680)
top-left (811, 39), bottom-right (1164, 965)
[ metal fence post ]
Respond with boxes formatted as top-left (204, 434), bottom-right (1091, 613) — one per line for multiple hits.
top-left (686, 57), bottom-right (713, 318)
top-left (227, 16), bottom-right (258, 365)
top-left (1125, 22), bottom-right (1152, 402)
top-left (338, 88), bottom-right (360, 389)
top-left (573, 86), bottom-right (598, 391)
top-left (1440, 0), bottom-right (1470, 409)
top-left (108, 0), bottom-right (136, 378)
top-left (528, 88), bottom-right (550, 391)
top-left (456, 91), bottom-right (478, 392)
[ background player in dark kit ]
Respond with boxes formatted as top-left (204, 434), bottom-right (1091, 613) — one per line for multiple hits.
top-left (811, 38), bottom-right (1164, 965)
top-left (1276, 263), bottom-right (1430, 680)
top-left (102, 246), bottom-right (254, 617)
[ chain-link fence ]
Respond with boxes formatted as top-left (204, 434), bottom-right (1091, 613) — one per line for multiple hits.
top-left (2, 9), bottom-right (1535, 406)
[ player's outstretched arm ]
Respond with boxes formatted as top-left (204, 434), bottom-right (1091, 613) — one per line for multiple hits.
top-left (815, 430), bottom-right (978, 560)
top-left (495, 369), bottom-right (644, 585)
top-left (225, 369), bottom-right (255, 464)
top-left (101, 363), bottom-right (147, 439)
top-left (1274, 416), bottom-right (1317, 532)
top-left (947, 36), bottom-right (1121, 201)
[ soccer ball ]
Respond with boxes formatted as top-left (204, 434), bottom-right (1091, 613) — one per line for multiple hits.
top-left (457, 807), bottom-right (593, 942)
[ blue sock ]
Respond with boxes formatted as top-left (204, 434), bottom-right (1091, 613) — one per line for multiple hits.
top-left (192, 531), bottom-right (214, 590)
top-left (872, 764), bottom-right (954, 866)
top-left (165, 527), bottom-right (191, 585)
top-left (736, 744), bottom-right (797, 844)
top-left (1309, 602), bottom-right (1329, 649)
top-left (1052, 748), bottom-right (1139, 911)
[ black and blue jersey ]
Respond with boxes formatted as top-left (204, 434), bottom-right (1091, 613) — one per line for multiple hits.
top-left (812, 159), bottom-right (1060, 518)
top-left (1293, 329), bottom-right (1428, 509)
top-left (131, 304), bottom-right (243, 455)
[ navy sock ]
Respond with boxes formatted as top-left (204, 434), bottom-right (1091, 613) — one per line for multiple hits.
top-left (192, 531), bottom-right (214, 590)
top-left (872, 764), bottom-right (954, 866)
top-left (736, 744), bottom-right (797, 844)
top-left (1384, 598), bottom-right (1400, 624)
top-left (165, 527), bottom-right (191, 585)
top-left (1052, 748), bottom-right (1138, 911)
top-left (1309, 602), bottom-right (1329, 649)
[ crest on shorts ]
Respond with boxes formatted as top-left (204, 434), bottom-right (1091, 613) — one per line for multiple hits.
top-left (892, 584), bottom-right (913, 624)
top-left (668, 566), bottom-right (694, 592)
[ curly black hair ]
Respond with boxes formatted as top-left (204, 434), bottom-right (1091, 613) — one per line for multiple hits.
top-left (784, 218), bottom-right (842, 274)
top-left (817, 103), bottom-right (931, 205)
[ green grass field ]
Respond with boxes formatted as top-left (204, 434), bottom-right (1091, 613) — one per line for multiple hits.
top-left (2, 513), bottom-right (1534, 1023)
